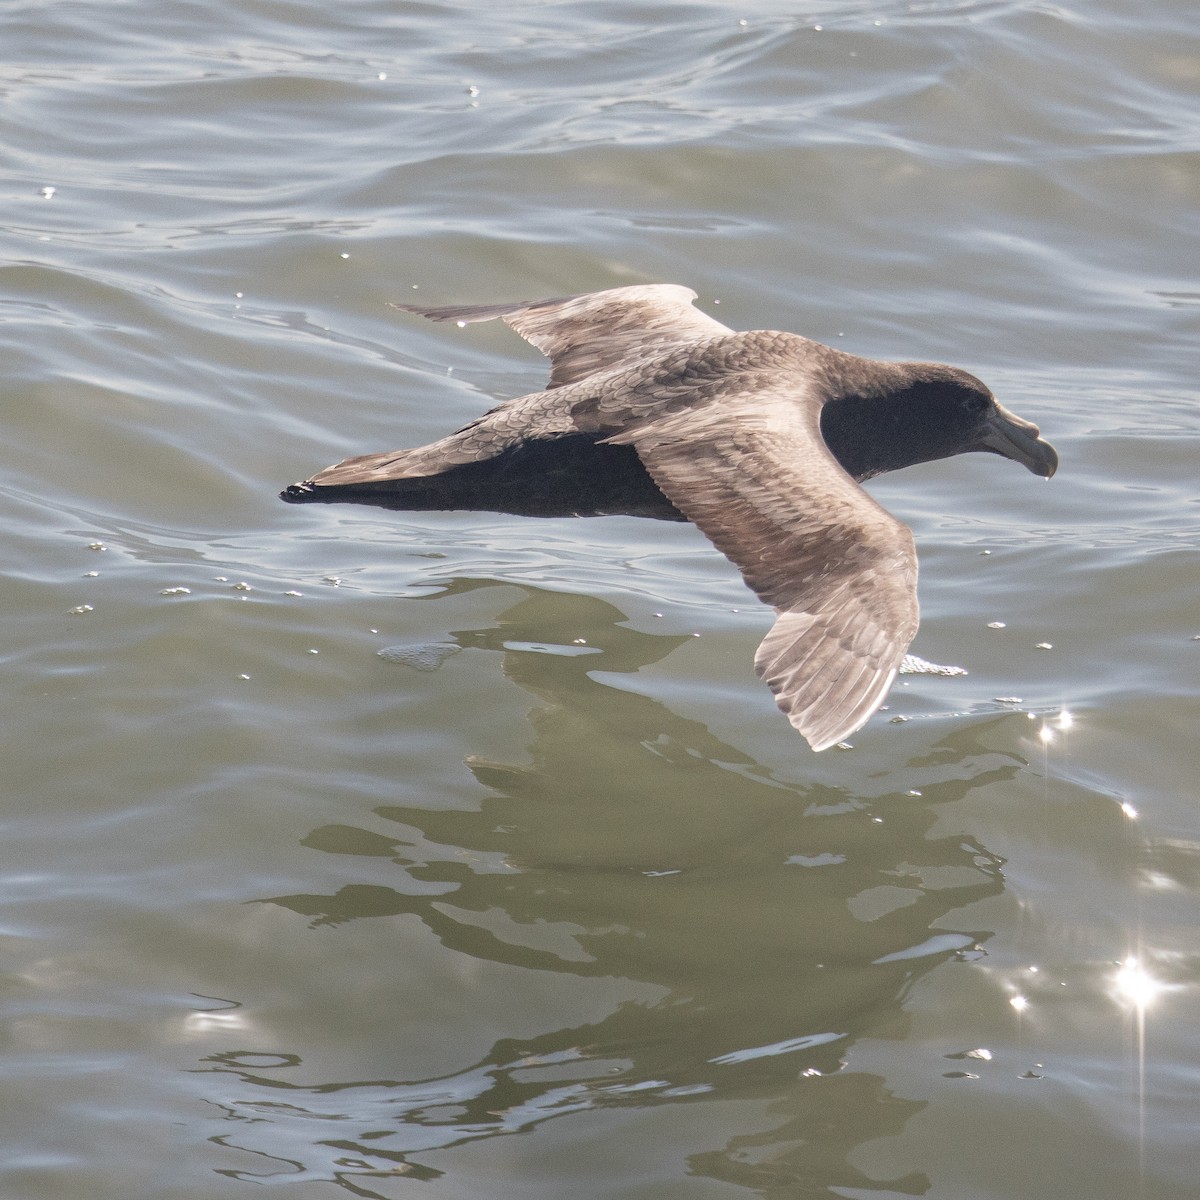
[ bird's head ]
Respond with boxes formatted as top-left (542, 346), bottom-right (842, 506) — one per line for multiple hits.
top-left (820, 362), bottom-right (1058, 482)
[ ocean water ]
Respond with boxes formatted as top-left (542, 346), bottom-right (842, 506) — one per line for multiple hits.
top-left (1, 1), bottom-right (1198, 1196)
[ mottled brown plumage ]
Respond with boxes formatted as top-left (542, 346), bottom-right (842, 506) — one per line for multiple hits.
top-left (282, 284), bottom-right (1057, 750)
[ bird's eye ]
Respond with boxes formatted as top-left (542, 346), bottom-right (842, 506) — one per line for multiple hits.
top-left (961, 393), bottom-right (990, 415)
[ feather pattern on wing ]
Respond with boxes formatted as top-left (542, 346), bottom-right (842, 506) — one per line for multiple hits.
top-left (605, 393), bottom-right (919, 751)
top-left (393, 284), bottom-right (732, 389)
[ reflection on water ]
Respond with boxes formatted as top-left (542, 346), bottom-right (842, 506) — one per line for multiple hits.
top-left (195, 584), bottom-right (1019, 1194)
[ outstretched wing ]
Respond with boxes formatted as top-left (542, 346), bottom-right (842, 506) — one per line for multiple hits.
top-left (394, 284), bottom-right (732, 389)
top-left (606, 393), bottom-right (920, 751)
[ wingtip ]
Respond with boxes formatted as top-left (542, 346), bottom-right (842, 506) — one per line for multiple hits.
top-left (386, 299), bottom-right (522, 324)
top-left (760, 637), bottom-right (902, 752)
top-left (791, 706), bottom-right (872, 753)
top-left (386, 300), bottom-right (454, 321)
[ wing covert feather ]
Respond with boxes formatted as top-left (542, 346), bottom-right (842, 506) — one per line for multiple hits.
top-left (607, 396), bottom-right (920, 751)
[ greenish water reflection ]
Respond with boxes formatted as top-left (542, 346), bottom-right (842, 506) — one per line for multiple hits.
top-left (202, 584), bottom-right (1021, 1194)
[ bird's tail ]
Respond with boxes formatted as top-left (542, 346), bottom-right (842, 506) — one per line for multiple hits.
top-left (279, 436), bottom-right (685, 521)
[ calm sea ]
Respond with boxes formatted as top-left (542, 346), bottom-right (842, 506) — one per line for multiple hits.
top-left (2, 1), bottom-right (1197, 1196)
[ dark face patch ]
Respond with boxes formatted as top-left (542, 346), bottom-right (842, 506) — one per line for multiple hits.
top-left (820, 370), bottom-right (998, 479)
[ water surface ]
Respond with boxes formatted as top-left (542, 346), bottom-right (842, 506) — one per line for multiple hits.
top-left (2, 1), bottom-right (1198, 1197)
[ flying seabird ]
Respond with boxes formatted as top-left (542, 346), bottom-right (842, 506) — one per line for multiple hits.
top-left (282, 284), bottom-right (1057, 751)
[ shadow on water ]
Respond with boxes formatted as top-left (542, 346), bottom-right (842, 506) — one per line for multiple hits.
top-left (200, 582), bottom-right (1025, 1196)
